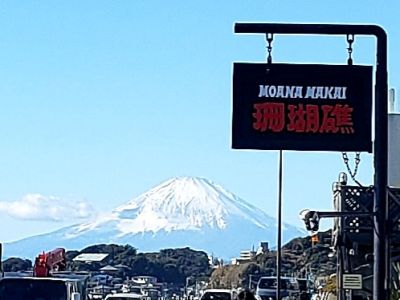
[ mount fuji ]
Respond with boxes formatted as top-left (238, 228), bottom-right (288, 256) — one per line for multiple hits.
top-left (4, 177), bottom-right (305, 259)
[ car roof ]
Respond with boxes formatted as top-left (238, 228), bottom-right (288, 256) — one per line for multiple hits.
top-left (259, 276), bottom-right (295, 279)
top-left (2, 272), bottom-right (87, 282)
top-left (106, 293), bottom-right (144, 299)
top-left (202, 289), bottom-right (233, 293)
top-left (1, 276), bottom-right (80, 283)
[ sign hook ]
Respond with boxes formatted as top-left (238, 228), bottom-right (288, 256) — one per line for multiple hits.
top-left (347, 34), bottom-right (355, 65)
top-left (266, 33), bottom-right (274, 64)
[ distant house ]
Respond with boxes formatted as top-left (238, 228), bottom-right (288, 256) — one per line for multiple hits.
top-left (231, 250), bottom-right (256, 265)
top-left (115, 264), bottom-right (130, 270)
top-left (130, 276), bottom-right (162, 300)
top-left (100, 265), bottom-right (119, 273)
top-left (239, 250), bottom-right (256, 261)
top-left (209, 254), bottom-right (224, 268)
top-left (256, 242), bottom-right (269, 255)
top-left (132, 275), bottom-right (158, 285)
top-left (231, 242), bottom-right (268, 265)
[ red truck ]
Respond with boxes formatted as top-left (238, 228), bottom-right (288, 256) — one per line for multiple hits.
top-left (0, 244), bottom-right (88, 300)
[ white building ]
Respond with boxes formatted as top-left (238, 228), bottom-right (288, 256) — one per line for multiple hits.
top-left (131, 276), bottom-right (158, 285)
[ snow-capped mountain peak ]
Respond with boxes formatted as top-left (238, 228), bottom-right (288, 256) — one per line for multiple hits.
top-left (112, 176), bottom-right (265, 234)
top-left (4, 176), bottom-right (305, 259)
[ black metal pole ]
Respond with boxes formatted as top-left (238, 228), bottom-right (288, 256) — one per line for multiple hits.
top-left (277, 150), bottom-right (283, 300)
top-left (374, 30), bottom-right (388, 300)
top-left (339, 246), bottom-right (345, 300)
top-left (234, 23), bottom-right (385, 36)
top-left (234, 23), bottom-right (388, 300)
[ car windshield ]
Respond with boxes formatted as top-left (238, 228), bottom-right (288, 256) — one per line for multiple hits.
top-left (258, 278), bottom-right (289, 290)
top-left (202, 292), bottom-right (231, 300)
top-left (0, 279), bottom-right (67, 300)
top-left (130, 288), bottom-right (142, 294)
top-left (297, 279), bottom-right (309, 291)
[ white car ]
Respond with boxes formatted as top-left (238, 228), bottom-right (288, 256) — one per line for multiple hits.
top-left (105, 293), bottom-right (145, 300)
top-left (255, 276), bottom-right (299, 300)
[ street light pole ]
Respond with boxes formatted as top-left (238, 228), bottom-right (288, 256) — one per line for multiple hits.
top-left (277, 150), bottom-right (283, 300)
top-left (374, 31), bottom-right (389, 300)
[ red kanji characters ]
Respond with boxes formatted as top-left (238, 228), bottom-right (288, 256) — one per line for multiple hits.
top-left (305, 105), bottom-right (320, 133)
top-left (253, 102), bottom-right (285, 132)
top-left (287, 104), bottom-right (306, 132)
top-left (332, 104), bottom-right (354, 133)
top-left (319, 104), bottom-right (354, 134)
top-left (287, 104), bottom-right (320, 133)
top-left (253, 102), bottom-right (354, 134)
top-left (319, 105), bottom-right (339, 133)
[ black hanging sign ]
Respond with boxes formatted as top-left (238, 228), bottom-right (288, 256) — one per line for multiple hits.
top-left (232, 63), bottom-right (373, 152)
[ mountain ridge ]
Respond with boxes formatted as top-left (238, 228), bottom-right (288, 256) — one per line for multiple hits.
top-left (4, 176), bottom-right (305, 259)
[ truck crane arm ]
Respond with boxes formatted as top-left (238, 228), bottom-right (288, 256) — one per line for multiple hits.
top-left (33, 247), bottom-right (67, 277)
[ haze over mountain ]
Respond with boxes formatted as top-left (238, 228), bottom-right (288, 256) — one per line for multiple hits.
top-left (4, 177), bottom-right (305, 259)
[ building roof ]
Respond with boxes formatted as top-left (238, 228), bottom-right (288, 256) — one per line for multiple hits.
top-left (115, 264), bottom-right (130, 269)
top-left (73, 253), bottom-right (109, 263)
top-left (2, 273), bottom-right (86, 283)
top-left (105, 293), bottom-right (144, 299)
top-left (100, 265), bottom-right (119, 272)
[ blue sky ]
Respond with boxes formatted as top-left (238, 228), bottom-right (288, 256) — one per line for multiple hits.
top-left (0, 1), bottom-right (399, 243)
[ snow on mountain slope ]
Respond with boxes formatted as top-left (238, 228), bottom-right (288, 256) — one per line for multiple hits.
top-left (4, 177), bottom-right (306, 259)
top-left (70, 177), bottom-right (277, 237)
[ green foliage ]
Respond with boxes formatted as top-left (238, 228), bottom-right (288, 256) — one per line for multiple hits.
top-left (2, 230), bottom-right (335, 290)
top-left (67, 245), bottom-right (211, 285)
top-left (2, 257), bottom-right (32, 272)
top-left (209, 230), bottom-right (337, 289)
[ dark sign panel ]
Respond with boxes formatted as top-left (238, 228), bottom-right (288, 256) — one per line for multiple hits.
top-left (232, 63), bottom-right (373, 152)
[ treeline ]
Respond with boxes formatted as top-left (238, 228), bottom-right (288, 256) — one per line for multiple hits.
top-left (2, 231), bottom-right (336, 288)
top-left (209, 230), bottom-right (336, 288)
top-left (1, 257), bottom-right (32, 272)
top-left (68, 245), bottom-right (212, 285)
top-left (2, 245), bottom-right (211, 286)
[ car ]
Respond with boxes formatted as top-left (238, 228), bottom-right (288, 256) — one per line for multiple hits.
top-left (105, 293), bottom-right (145, 300)
top-left (0, 273), bottom-right (88, 300)
top-left (296, 278), bottom-right (314, 300)
top-left (255, 276), bottom-right (299, 300)
top-left (200, 289), bottom-right (234, 300)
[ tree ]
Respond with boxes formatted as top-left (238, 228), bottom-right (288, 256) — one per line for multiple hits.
top-left (3, 257), bottom-right (32, 272)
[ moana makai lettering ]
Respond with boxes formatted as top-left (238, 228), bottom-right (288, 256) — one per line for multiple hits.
top-left (258, 85), bottom-right (347, 100)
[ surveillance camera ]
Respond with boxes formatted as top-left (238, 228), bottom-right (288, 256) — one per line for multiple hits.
top-left (299, 209), bottom-right (310, 220)
top-left (299, 209), bottom-right (311, 220)
top-left (299, 209), bottom-right (320, 232)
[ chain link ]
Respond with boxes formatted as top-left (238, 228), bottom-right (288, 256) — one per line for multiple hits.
top-left (347, 34), bottom-right (354, 65)
top-left (266, 33), bottom-right (273, 64)
top-left (342, 34), bottom-right (362, 186)
top-left (341, 152), bottom-right (363, 186)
